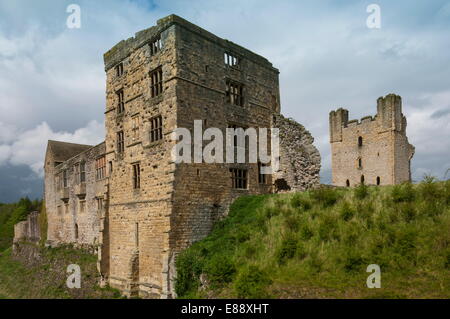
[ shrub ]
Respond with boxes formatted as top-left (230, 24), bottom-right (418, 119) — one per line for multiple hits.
top-left (310, 187), bottom-right (340, 207)
top-left (234, 266), bottom-right (271, 298)
top-left (276, 235), bottom-right (298, 265)
top-left (354, 183), bottom-right (369, 200)
top-left (290, 195), bottom-right (312, 211)
top-left (391, 183), bottom-right (415, 203)
top-left (204, 255), bottom-right (236, 285)
top-left (399, 203), bottom-right (416, 223)
top-left (283, 215), bottom-right (300, 232)
top-left (419, 175), bottom-right (443, 201)
top-left (175, 250), bottom-right (203, 297)
top-left (299, 224), bottom-right (314, 240)
top-left (339, 201), bottom-right (354, 221)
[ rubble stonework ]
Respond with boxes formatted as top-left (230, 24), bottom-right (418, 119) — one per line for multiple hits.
top-left (274, 114), bottom-right (321, 191)
top-left (329, 94), bottom-right (415, 187)
top-left (43, 14), bottom-right (321, 298)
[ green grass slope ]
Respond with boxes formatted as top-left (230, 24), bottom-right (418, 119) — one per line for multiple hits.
top-left (0, 244), bottom-right (121, 299)
top-left (176, 179), bottom-right (450, 299)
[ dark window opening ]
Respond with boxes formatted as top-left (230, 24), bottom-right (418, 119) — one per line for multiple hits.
top-left (150, 67), bottom-right (163, 97)
top-left (258, 162), bottom-right (268, 184)
top-left (226, 80), bottom-right (244, 106)
top-left (63, 170), bottom-right (68, 188)
top-left (117, 131), bottom-right (124, 153)
top-left (230, 168), bottom-right (248, 189)
top-left (116, 62), bottom-right (124, 77)
top-left (346, 179), bottom-right (350, 187)
top-left (358, 136), bottom-right (363, 147)
top-left (358, 157), bottom-right (362, 169)
top-left (361, 175), bottom-right (365, 185)
top-left (150, 36), bottom-right (162, 56)
top-left (80, 162), bottom-right (86, 183)
top-left (150, 115), bottom-right (163, 142)
top-left (376, 176), bottom-right (381, 185)
top-left (75, 224), bottom-right (79, 240)
top-left (117, 89), bottom-right (125, 114)
top-left (133, 163), bottom-right (141, 189)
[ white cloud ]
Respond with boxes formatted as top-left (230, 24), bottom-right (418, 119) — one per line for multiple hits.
top-left (0, 120), bottom-right (104, 177)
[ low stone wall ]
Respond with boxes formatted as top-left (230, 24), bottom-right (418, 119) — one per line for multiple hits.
top-left (13, 211), bottom-right (41, 244)
top-left (274, 114), bottom-right (321, 192)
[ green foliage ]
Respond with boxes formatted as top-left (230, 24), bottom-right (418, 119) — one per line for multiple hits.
top-left (0, 198), bottom-right (42, 252)
top-left (310, 186), bottom-right (341, 207)
top-left (354, 183), bottom-right (369, 200)
top-left (176, 181), bottom-right (450, 298)
top-left (276, 234), bottom-right (298, 265)
top-left (234, 266), bottom-right (272, 299)
top-left (391, 183), bottom-right (415, 203)
top-left (205, 255), bottom-right (236, 285)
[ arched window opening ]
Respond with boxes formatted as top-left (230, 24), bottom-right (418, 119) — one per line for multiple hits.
top-left (376, 176), bottom-right (381, 185)
top-left (358, 136), bottom-right (363, 147)
top-left (358, 157), bottom-right (362, 169)
top-left (361, 175), bottom-right (365, 185)
top-left (75, 223), bottom-right (79, 240)
top-left (346, 180), bottom-right (350, 187)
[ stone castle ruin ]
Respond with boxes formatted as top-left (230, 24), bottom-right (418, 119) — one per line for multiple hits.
top-left (329, 93), bottom-right (415, 187)
top-left (42, 15), bottom-right (321, 298)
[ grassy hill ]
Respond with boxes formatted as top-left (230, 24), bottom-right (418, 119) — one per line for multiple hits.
top-left (175, 178), bottom-right (450, 298)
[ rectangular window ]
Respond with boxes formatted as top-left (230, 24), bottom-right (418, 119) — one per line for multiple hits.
top-left (96, 156), bottom-right (106, 181)
top-left (224, 52), bottom-right (239, 66)
top-left (150, 36), bottom-right (162, 56)
top-left (230, 168), bottom-right (248, 189)
top-left (80, 162), bottom-right (86, 183)
top-left (258, 162), bottom-right (268, 184)
top-left (97, 198), bottom-right (103, 211)
top-left (116, 62), bottom-right (124, 77)
top-left (79, 200), bottom-right (86, 214)
top-left (109, 161), bottom-right (113, 175)
top-left (226, 80), bottom-right (244, 106)
top-left (63, 170), bottom-right (68, 188)
top-left (150, 115), bottom-right (163, 142)
top-left (117, 131), bottom-right (124, 153)
top-left (150, 67), bottom-right (163, 98)
top-left (132, 163), bottom-right (141, 189)
top-left (55, 174), bottom-right (61, 191)
top-left (132, 116), bottom-right (140, 140)
top-left (117, 89), bottom-right (125, 114)
top-left (74, 163), bottom-right (80, 184)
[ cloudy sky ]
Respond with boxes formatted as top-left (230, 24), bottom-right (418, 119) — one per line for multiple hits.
top-left (0, 0), bottom-right (449, 202)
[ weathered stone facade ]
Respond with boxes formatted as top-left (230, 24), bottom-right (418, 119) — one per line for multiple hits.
top-left (329, 94), bottom-right (415, 187)
top-left (43, 14), bottom-right (321, 298)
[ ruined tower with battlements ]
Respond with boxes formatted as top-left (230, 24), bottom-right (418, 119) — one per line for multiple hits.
top-left (329, 94), bottom-right (415, 187)
top-left (43, 14), bottom-right (321, 298)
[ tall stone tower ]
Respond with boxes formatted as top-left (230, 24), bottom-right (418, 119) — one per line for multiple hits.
top-left (102, 15), bottom-right (283, 298)
top-left (329, 94), bottom-right (415, 187)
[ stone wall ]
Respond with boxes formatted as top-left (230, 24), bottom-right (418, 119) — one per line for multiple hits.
top-left (45, 142), bottom-right (107, 248)
top-left (274, 114), bottom-right (321, 191)
top-left (13, 211), bottom-right (41, 253)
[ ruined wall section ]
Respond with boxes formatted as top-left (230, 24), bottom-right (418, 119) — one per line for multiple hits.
top-left (47, 143), bottom-right (106, 247)
top-left (273, 115), bottom-right (321, 191)
top-left (13, 211), bottom-right (40, 244)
